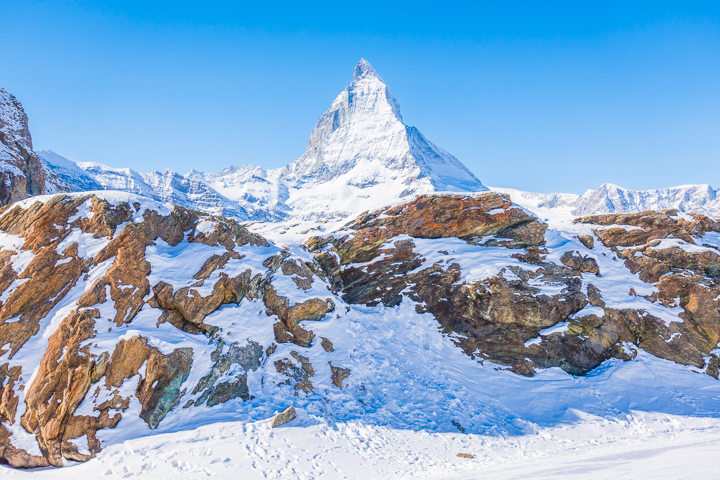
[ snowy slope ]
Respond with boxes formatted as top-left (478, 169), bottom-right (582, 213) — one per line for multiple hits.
top-left (1, 191), bottom-right (720, 477)
top-left (6, 408), bottom-right (720, 479)
top-left (189, 165), bottom-right (291, 221)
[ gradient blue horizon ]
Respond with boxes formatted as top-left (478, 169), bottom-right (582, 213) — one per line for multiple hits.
top-left (1, 1), bottom-right (718, 194)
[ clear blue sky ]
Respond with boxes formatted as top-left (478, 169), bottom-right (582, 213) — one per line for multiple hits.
top-left (1, 1), bottom-right (718, 193)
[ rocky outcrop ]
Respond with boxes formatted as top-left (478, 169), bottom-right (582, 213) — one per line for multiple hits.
top-left (275, 351), bottom-right (315, 395)
top-left (574, 209), bottom-right (720, 376)
top-left (309, 196), bottom-right (720, 378)
top-left (0, 193), bottom-right (348, 467)
top-left (0, 88), bottom-right (71, 206)
top-left (0, 88), bottom-right (49, 205)
top-left (1, 192), bottom-right (719, 469)
top-left (189, 340), bottom-right (263, 407)
top-left (560, 251), bottom-right (600, 275)
top-left (265, 282), bottom-right (335, 347)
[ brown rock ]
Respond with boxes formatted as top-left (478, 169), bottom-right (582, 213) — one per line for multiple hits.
top-left (329, 363), bottom-right (351, 389)
top-left (0, 424), bottom-right (49, 468)
top-left (560, 251), bottom-right (600, 275)
top-left (320, 337), bottom-right (335, 352)
top-left (577, 234), bottom-right (595, 249)
top-left (271, 406), bottom-right (296, 428)
top-left (275, 352), bottom-right (315, 394)
top-left (264, 285), bottom-right (334, 347)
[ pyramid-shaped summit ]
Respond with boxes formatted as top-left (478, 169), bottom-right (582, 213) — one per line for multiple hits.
top-left (279, 59), bottom-right (486, 203)
top-left (32, 60), bottom-right (488, 222)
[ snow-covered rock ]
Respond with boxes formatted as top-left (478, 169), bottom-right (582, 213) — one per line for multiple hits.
top-left (2, 191), bottom-right (720, 469)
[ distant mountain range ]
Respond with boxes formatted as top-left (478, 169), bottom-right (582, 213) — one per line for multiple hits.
top-left (2, 59), bottom-right (719, 221)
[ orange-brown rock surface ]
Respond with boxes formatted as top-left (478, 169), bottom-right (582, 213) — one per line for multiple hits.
top-left (0, 193), bottom-right (344, 467)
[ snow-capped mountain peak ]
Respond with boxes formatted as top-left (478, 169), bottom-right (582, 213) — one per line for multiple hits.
top-left (276, 59), bottom-right (486, 218)
top-left (36, 60), bottom-right (486, 222)
top-left (353, 58), bottom-right (382, 82)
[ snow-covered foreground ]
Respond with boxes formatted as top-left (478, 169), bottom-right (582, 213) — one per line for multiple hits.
top-left (2, 411), bottom-right (716, 479)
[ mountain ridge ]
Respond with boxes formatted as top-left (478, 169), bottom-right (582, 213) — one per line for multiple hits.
top-left (6, 59), bottom-right (720, 222)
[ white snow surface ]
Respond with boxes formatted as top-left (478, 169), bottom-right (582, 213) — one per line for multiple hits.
top-left (4, 411), bottom-right (720, 479)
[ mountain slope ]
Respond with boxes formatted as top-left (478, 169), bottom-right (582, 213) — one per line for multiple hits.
top-left (275, 59), bottom-right (486, 219)
top-left (39, 150), bottom-right (251, 220)
top-left (494, 183), bottom-right (720, 220)
top-left (0, 192), bottom-right (719, 468)
top-left (572, 183), bottom-right (720, 217)
top-left (34, 60), bottom-right (487, 222)
top-left (29, 61), bottom-right (720, 222)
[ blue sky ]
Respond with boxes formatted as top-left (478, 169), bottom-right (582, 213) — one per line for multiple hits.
top-left (1, 1), bottom-right (718, 193)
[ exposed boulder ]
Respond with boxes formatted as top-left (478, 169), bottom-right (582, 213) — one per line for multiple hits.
top-left (270, 406), bottom-right (296, 428)
top-left (560, 251), bottom-right (600, 275)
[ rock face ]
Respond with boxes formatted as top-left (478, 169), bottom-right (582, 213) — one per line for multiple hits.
top-left (308, 196), bottom-right (720, 378)
top-left (0, 88), bottom-right (51, 206)
top-left (0, 193), bottom-right (345, 467)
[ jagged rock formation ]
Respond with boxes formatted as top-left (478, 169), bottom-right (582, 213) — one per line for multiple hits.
top-left (0, 88), bottom-right (57, 206)
top-left (308, 194), bottom-right (720, 377)
top-left (0, 193), bottom-right (344, 467)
